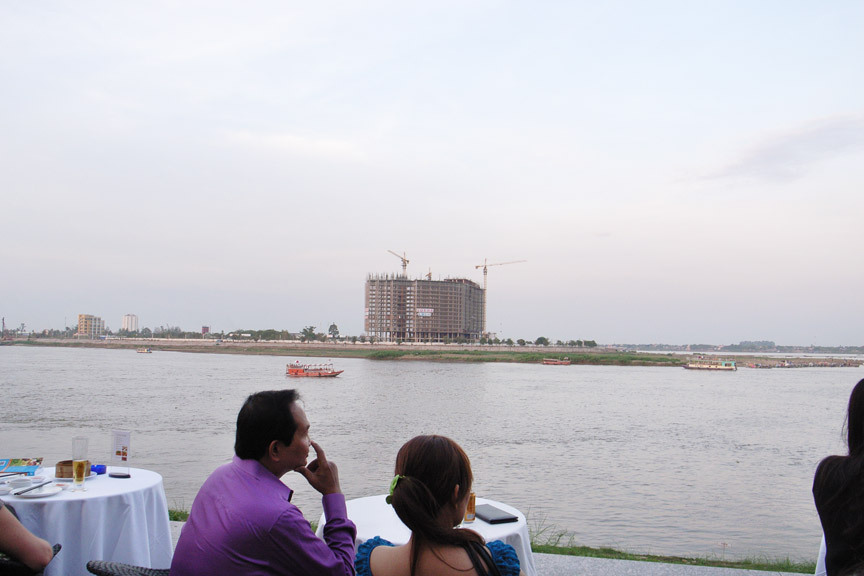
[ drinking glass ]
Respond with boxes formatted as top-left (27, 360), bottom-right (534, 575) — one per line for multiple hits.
top-left (72, 436), bottom-right (88, 491)
top-left (464, 491), bottom-right (476, 523)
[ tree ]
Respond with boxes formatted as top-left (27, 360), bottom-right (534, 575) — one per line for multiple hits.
top-left (259, 329), bottom-right (280, 341)
top-left (517, 339), bottom-right (526, 346)
top-left (328, 323), bottom-right (340, 341)
top-left (584, 340), bottom-right (597, 348)
top-left (300, 326), bottom-right (316, 342)
top-left (535, 336), bottom-right (550, 346)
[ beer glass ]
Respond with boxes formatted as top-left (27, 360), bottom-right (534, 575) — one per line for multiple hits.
top-left (464, 491), bottom-right (476, 523)
top-left (72, 436), bottom-right (88, 491)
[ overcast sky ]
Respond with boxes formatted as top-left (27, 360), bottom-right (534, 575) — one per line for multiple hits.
top-left (2, 1), bottom-right (862, 345)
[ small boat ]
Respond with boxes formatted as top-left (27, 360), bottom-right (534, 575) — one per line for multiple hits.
top-left (542, 358), bottom-right (571, 366)
top-left (683, 359), bottom-right (737, 371)
top-left (286, 361), bottom-right (343, 377)
top-left (136, 347), bottom-right (152, 354)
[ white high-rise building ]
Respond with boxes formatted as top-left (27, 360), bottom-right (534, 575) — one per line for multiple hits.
top-left (121, 314), bottom-right (139, 332)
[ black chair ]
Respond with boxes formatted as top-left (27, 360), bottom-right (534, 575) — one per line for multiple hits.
top-left (85, 561), bottom-right (170, 576)
top-left (0, 544), bottom-right (61, 576)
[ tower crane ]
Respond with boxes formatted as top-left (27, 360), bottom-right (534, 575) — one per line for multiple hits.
top-left (387, 250), bottom-right (409, 276)
top-left (474, 259), bottom-right (527, 291)
top-left (474, 259), bottom-right (526, 337)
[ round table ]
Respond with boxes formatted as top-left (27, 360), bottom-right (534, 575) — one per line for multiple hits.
top-left (317, 495), bottom-right (536, 576)
top-left (4, 467), bottom-right (173, 576)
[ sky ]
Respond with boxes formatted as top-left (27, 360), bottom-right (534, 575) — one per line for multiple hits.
top-left (1, 1), bottom-right (862, 346)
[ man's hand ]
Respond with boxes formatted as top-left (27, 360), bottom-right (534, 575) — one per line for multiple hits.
top-left (295, 440), bottom-right (342, 495)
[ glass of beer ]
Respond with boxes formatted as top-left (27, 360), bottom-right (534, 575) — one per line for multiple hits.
top-left (463, 491), bottom-right (476, 523)
top-left (72, 436), bottom-right (88, 491)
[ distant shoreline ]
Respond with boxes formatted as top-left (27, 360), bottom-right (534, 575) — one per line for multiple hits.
top-left (6, 338), bottom-right (863, 368)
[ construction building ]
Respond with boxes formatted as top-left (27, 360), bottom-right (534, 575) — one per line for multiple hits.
top-left (77, 314), bottom-right (106, 339)
top-left (365, 274), bottom-right (484, 342)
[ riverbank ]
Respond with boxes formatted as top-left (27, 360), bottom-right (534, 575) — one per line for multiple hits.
top-left (8, 338), bottom-right (862, 368)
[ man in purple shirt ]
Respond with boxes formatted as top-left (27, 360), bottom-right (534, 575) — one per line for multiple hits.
top-left (171, 389), bottom-right (356, 575)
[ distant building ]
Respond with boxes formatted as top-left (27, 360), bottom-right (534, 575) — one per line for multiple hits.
top-left (77, 314), bottom-right (105, 339)
top-left (121, 314), bottom-right (139, 332)
top-left (365, 274), bottom-right (484, 343)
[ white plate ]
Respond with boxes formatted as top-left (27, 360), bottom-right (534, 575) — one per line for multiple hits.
top-left (14, 485), bottom-right (63, 498)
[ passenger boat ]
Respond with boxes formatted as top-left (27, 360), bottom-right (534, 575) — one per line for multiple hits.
top-left (286, 361), bottom-right (344, 377)
top-left (542, 358), bottom-right (571, 366)
top-left (136, 347), bottom-right (152, 354)
top-left (683, 359), bottom-right (737, 371)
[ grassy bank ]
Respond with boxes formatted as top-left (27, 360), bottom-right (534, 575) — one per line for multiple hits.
top-left (530, 544), bottom-right (814, 573)
top-left (362, 348), bottom-right (683, 366)
top-left (11, 338), bottom-right (859, 369)
top-left (167, 509), bottom-right (812, 573)
top-left (13, 339), bottom-right (685, 367)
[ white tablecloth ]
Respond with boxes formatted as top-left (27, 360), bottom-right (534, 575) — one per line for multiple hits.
top-left (4, 467), bottom-right (173, 576)
top-left (317, 495), bottom-right (536, 576)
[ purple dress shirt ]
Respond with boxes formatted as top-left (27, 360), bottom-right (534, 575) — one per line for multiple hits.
top-left (170, 456), bottom-right (356, 576)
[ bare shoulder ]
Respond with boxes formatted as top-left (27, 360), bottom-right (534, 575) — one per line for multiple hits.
top-left (369, 542), bottom-right (411, 576)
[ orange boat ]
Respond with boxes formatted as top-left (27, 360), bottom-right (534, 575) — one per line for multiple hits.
top-left (542, 358), bottom-right (571, 366)
top-left (286, 361), bottom-right (344, 378)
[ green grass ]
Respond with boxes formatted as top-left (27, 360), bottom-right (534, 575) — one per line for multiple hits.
top-left (530, 544), bottom-right (815, 573)
top-left (367, 348), bottom-right (683, 366)
top-left (528, 516), bottom-right (815, 573)
top-left (16, 339), bottom-right (687, 367)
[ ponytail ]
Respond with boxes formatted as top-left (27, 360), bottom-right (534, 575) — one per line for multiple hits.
top-left (389, 436), bottom-right (484, 576)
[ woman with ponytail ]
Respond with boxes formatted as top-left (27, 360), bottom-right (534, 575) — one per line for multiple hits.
top-left (355, 435), bottom-right (523, 576)
top-left (814, 378), bottom-right (864, 576)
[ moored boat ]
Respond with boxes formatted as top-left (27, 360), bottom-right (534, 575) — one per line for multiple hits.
top-left (542, 358), bottom-right (571, 365)
top-left (136, 347), bottom-right (152, 354)
top-left (683, 359), bottom-right (737, 371)
top-left (286, 361), bottom-right (343, 377)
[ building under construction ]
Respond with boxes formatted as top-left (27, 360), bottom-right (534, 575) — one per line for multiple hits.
top-left (365, 274), bottom-right (485, 343)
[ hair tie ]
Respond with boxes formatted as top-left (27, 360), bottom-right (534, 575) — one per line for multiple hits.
top-left (385, 474), bottom-right (405, 505)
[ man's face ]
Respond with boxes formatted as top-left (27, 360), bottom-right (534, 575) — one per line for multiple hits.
top-left (282, 403), bottom-right (311, 472)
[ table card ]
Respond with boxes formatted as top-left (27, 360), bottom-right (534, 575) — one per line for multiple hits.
top-left (109, 430), bottom-right (131, 478)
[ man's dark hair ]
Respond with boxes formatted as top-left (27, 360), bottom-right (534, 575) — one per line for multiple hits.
top-left (234, 389), bottom-right (300, 460)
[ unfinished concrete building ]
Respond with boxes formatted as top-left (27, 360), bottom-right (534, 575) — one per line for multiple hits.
top-left (365, 274), bottom-right (485, 342)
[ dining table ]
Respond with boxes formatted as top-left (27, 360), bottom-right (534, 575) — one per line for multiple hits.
top-left (316, 494), bottom-right (536, 576)
top-left (3, 467), bottom-right (173, 576)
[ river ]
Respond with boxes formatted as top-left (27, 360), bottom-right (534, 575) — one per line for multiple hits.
top-left (2, 345), bottom-right (860, 561)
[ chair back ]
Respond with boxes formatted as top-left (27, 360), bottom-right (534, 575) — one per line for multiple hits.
top-left (85, 561), bottom-right (170, 576)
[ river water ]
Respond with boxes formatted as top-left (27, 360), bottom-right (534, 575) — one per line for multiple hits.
top-left (2, 346), bottom-right (861, 561)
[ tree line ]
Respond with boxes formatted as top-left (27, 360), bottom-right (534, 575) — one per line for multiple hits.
top-left (24, 323), bottom-right (597, 347)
